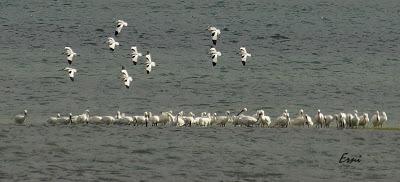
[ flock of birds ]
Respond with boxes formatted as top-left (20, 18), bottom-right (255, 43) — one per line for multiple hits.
top-left (14, 108), bottom-right (388, 129)
top-left (12, 19), bottom-right (390, 129)
top-left (59, 20), bottom-right (252, 88)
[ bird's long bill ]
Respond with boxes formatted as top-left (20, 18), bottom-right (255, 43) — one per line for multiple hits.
top-left (236, 110), bottom-right (245, 116)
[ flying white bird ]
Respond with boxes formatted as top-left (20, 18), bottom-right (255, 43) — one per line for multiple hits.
top-left (207, 26), bottom-right (221, 45)
top-left (115, 20), bottom-right (128, 36)
top-left (209, 47), bottom-right (222, 66)
top-left (239, 47), bottom-right (252, 66)
top-left (14, 110), bottom-right (28, 124)
top-left (63, 67), bottom-right (77, 81)
top-left (64, 47), bottom-right (77, 65)
top-left (108, 37), bottom-right (119, 51)
top-left (145, 51), bottom-right (156, 74)
top-left (120, 66), bottom-right (133, 88)
top-left (131, 46), bottom-right (142, 65)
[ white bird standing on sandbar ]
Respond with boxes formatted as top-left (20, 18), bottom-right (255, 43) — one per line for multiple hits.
top-left (209, 47), bottom-right (222, 66)
top-left (115, 20), bottom-right (128, 36)
top-left (14, 110), bottom-right (28, 124)
top-left (131, 46), bottom-right (142, 65)
top-left (239, 47), bottom-right (252, 66)
top-left (120, 66), bottom-right (133, 89)
top-left (108, 37), bottom-right (119, 51)
top-left (207, 26), bottom-right (221, 45)
top-left (64, 47), bottom-right (77, 65)
top-left (145, 51), bottom-right (156, 74)
top-left (62, 67), bottom-right (77, 81)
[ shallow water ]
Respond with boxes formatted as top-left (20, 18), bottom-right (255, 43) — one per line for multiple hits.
top-left (1, 124), bottom-right (400, 181)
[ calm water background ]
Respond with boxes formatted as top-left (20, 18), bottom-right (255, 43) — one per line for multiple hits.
top-left (1, 0), bottom-right (400, 181)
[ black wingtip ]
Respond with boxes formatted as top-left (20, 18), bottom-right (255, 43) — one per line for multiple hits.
top-left (110, 48), bottom-right (114, 51)
top-left (70, 77), bottom-right (74, 82)
top-left (133, 62), bottom-right (137, 65)
top-left (125, 85), bottom-right (129, 89)
top-left (212, 40), bottom-right (217, 45)
top-left (146, 70), bottom-right (150, 74)
top-left (212, 62), bottom-right (216, 66)
top-left (122, 65), bottom-right (125, 69)
top-left (68, 60), bottom-right (72, 65)
top-left (115, 31), bottom-right (118, 36)
top-left (242, 61), bottom-right (246, 66)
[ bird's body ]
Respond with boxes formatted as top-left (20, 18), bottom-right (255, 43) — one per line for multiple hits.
top-left (131, 46), bottom-right (142, 65)
top-left (115, 20), bottom-right (128, 36)
top-left (239, 47), bottom-right (252, 66)
top-left (120, 66), bottom-right (133, 88)
top-left (108, 37), bottom-right (119, 51)
top-left (64, 47), bottom-right (77, 65)
top-left (207, 26), bottom-right (221, 45)
top-left (209, 47), bottom-right (222, 66)
top-left (63, 67), bottom-right (77, 81)
top-left (145, 52), bottom-right (156, 74)
top-left (14, 110), bottom-right (28, 124)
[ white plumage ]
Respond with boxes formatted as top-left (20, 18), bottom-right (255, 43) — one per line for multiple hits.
top-left (64, 47), bottom-right (77, 65)
top-left (239, 47), bottom-right (252, 66)
top-left (120, 66), bottom-right (133, 89)
top-left (207, 26), bottom-right (221, 45)
top-left (63, 67), bottom-right (77, 81)
top-left (14, 110), bottom-right (28, 124)
top-left (131, 46), bottom-right (143, 65)
top-left (145, 52), bottom-right (156, 74)
top-left (115, 20), bottom-right (128, 36)
top-left (209, 47), bottom-right (222, 66)
top-left (108, 37), bottom-right (120, 51)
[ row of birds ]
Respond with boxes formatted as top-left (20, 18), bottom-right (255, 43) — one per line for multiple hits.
top-left (14, 108), bottom-right (388, 128)
top-left (61, 20), bottom-right (252, 88)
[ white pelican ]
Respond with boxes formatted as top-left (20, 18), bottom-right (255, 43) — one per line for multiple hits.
top-left (148, 112), bottom-right (160, 126)
top-left (380, 112), bottom-right (387, 128)
top-left (351, 110), bottom-right (360, 128)
top-left (120, 66), bottom-right (129, 77)
top-left (174, 111), bottom-right (186, 127)
top-left (324, 115), bottom-right (334, 128)
top-left (89, 115), bottom-right (103, 124)
top-left (273, 110), bottom-right (290, 128)
top-left (115, 20), bottom-right (128, 36)
top-left (338, 113), bottom-right (347, 128)
top-left (199, 113), bottom-right (212, 127)
top-left (134, 112), bottom-right (149, 127)
top-left (358, 113), bottom-right (369, 128)
top-left (212, 111), bottom-right (230, 127)
top-left (120, 66), bottom-right (132, 89)
top-left (193, 112), bottom-right (206, 126)
top-left (207, 26), bottom-right (221, 45)
top-left (346, 113), bottom-right (354, 128)
top-left (209, 47), bottom-right (222, 66)
top-left (239, 47), bottom-right (252, 66)
top-left (304, 114), bottom-right (313, 127)
top-left (64, 47), bottom-right (77, 65)
top-left (62, 67), bottom-right (77, 81)
top-left (101, 115), bottom-right (115, 125)
top-left (145, 51), bottom-right (156, 74)
top-left (314, 109), bottom-right (324, 128)
top-left (371, 111), bottom-right (380, 128)
top-left (47, 113), bottom-right (61, 125)
top-left (257, 110), bottom-right (271, 127)
top-left (14, 110), bottom-right (28, 124)
top-left (158, 111), bottom-right (174, 126)
top-left (76, 110), bottom-right (90, 124)
top-left (131, 46), bottom-right (142, 65)
top-left (183, 112), bottom-right (195, 127)
top-left (108, 37), bottom-right (119, 51)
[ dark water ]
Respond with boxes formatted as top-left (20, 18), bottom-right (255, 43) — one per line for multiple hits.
top-left (1, 0), bottom-right (400, 181)
top-left (1, 0), bottom-right (399, 124)
top-left (1, 124), bottom-right (400, 181)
